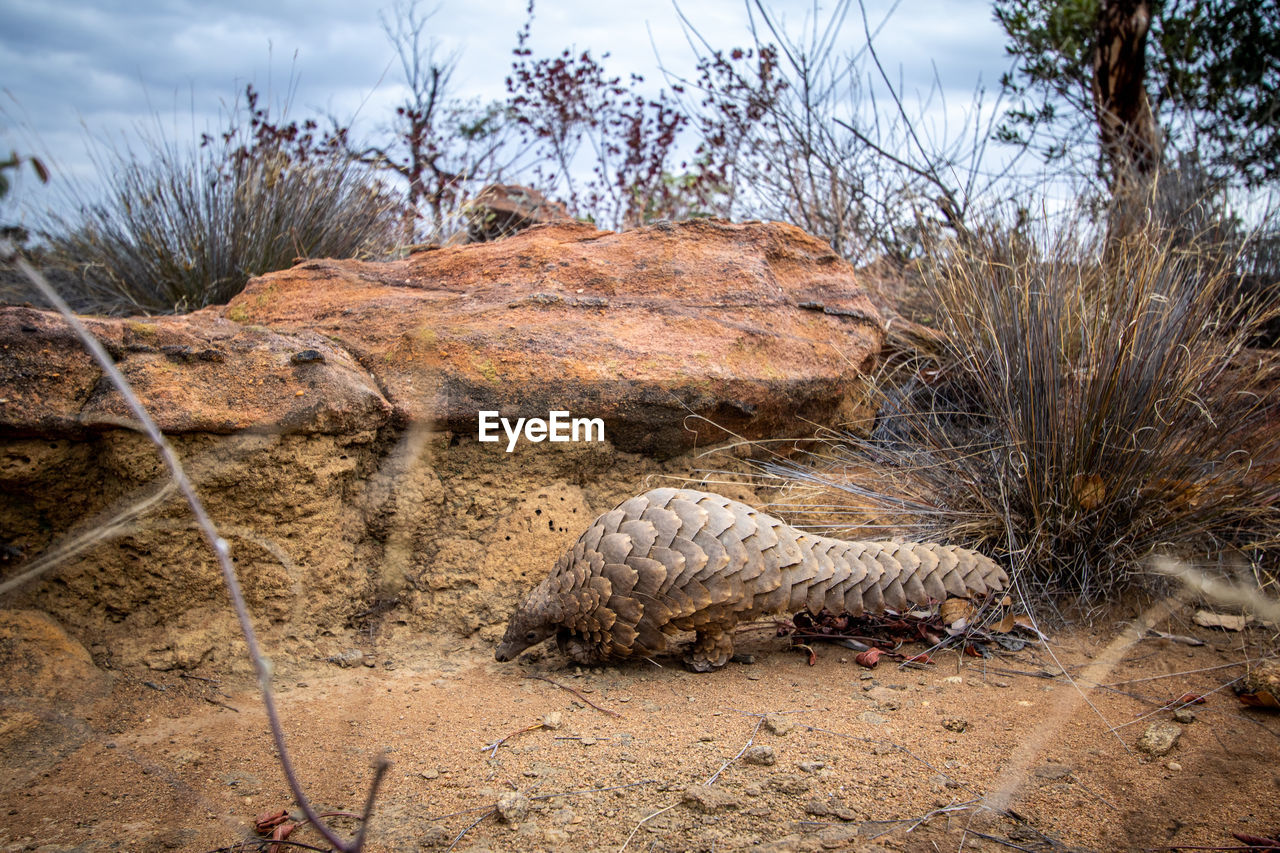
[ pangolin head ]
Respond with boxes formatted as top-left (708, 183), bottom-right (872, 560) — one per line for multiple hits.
top-left (495, 580), bottom-right (560, 662)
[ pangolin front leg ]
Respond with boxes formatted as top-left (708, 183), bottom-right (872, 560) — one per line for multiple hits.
top-left (494, 487), bottom-right (1008, 670)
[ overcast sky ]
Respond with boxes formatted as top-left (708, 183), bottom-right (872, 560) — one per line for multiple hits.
top-left (0, 0), bottom-right (1019, 223)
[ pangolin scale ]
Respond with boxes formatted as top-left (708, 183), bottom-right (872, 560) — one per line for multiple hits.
top-left (495, 487), bottom-right (1007, 671)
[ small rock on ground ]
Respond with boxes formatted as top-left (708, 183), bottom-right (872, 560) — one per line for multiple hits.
top-left (497, 791), bottom-right (530, 823)
top-left (764, 714), bottom-right (794, 736)
top-left (682, 784), bottom-right (742, 813)
top-left (1034, 763), bottom-right (1073, 780)
top-left (743, 745), bottom-right (777, 766)
top-left (1137, 721), bottom-right (1182, 756)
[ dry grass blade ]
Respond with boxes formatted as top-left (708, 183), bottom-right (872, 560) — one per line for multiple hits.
top-left (763, 211), bottom-right (1280, 611)
top-left (9, 250), bottom-right (383, 852)
top-left (37, 94), bottom-right (401, 314)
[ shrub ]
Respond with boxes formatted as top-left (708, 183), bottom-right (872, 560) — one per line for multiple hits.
top-left (42, 87), bottom-right (403, 314)
top-left (764, 211), bottom-right (1280, 608)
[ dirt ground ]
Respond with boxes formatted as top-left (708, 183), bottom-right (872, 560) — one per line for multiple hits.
top-left (1, 605), bottom-right (1278, 853)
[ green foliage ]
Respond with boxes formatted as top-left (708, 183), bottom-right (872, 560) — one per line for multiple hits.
top-left (995, 0), bottom-right (1280, 187)
top-left (765, 204), bottom-right (1280, 604)
top-left (43, 87), bottom-right (402, 314)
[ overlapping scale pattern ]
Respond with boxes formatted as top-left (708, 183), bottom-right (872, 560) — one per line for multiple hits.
top-left (495, 488), bottom-right (1008, 670)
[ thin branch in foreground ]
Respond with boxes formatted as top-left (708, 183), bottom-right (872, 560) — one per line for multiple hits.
top-left (524, 674), bottom-right (623, 717)
top-left (482, 722), bottom-right (547, 758)
top-left (11, 251), bottom-right (380, 853)
top-left (445, 808), bottom-right (495, 853)
top-left (706, 715), bottom-right (765, 785)
top-left (617, 803), bottom-right (677, 853)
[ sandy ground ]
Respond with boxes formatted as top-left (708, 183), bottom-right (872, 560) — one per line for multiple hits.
top-left (2, 608), bottom-right (1278, 853)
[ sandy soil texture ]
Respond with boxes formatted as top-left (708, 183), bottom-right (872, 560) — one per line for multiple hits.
top-left (2, 605), bottom-right (1277, 853)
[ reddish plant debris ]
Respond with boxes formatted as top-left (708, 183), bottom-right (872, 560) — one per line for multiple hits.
top-left (1232, 830), bottom-right (1280, 851)
top-left (254, 809), bottom-right (290, 834)
top-left (855, 648), bottom-right (885, 668)
top-left (781, 602), bottom-right (1029, 666)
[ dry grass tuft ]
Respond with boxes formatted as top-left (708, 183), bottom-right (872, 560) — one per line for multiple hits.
top-left (39, 117), bottom-right (402, 315)
top-left (766, 213), bottom-right (1280, 610)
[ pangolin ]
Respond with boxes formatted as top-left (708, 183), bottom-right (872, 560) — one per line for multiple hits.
top-left (495, 487), bottom-right (1008, 671)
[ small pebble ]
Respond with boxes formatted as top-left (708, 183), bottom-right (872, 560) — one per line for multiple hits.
top-left (542, 711), bottom-right (563, 730)
top-left (1173, 708), bottom-right (1196, 724)
top-left (1167, 761), bottom-right (1182, 771)
top-left (1137, 721), bottom-right (1182, 756)
top-left (682, 784), bottom-right (741, 813)
top-left (497, 791), bottom-right (529, 824)
top-left (743, 745), bottom-right (776, 766)
top-left (804, 797), bottom-right (830, 817)
top-left (1033, 763), bottom-right (1072, 780)
top-left (763, 715), bottom-right (794, 736)
top-left (942, 719), bottom-right (968, 733)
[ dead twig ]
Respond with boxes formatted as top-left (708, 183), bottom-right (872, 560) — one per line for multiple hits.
top-left (617, 803), bottom-right (677, 853)
top-left (203, 841), bottom-right (331, 853)
top-left (180, 672), bottom-right (220, 684)
top-left (483, 722), bottom-right (547, 758)
top-left (12, 254), bottom-right (381, 853)
top-left (857, 800), bottom-right (983, 839)
top-left (1098, 661), bottom-right (1247, 688)
top-left (351, 757), bottom-right (391, 851)
top-left (706, 715), bottom-right (765, 785)
top-left (524, 674), bottom-right (622, 717)
top-left (618, 714), bottom-right (768, 853)
top-left (204, 697), bottom-right (240, 713)
top-left (965, 832), bottom-right (1043, 853)
top-left (445, 808), bottom-right (495, 853)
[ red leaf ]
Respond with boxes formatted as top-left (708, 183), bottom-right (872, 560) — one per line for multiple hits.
top-left (1176, 693), bottom-right (1207, 705)
top-left (268, 822), bottom-right (297, 853)
top-left (254, 809), bottom-right (289, 833)
top-left (855, 649), bottom-right (884, 668)
top-left (903, 653), bottom-right (933, 665)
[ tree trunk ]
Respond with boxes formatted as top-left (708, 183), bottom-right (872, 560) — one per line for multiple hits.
top-left (1092, 0), bottom-right (1162, 192)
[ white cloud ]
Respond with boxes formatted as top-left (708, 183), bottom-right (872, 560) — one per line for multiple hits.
top-left (0, 0), bottom-right (1023, 221)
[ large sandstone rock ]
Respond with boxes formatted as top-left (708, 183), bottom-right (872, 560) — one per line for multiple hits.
top-left (0, 306), bottom-right (391, 436)
top-left (220, 218), bottom-right (882, 454)
top-left (0, 219), bottom-right (883, 668)
top-left (464, 183), bottom-right (573, 243)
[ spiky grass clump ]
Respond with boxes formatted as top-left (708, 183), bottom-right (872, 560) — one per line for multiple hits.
top-left (767, 217), bottom-right (1280, 606)
top-left (42, 123), bottom-right (402, 314)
